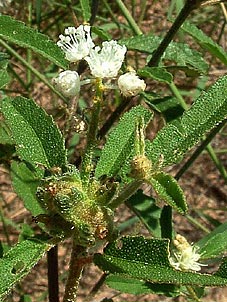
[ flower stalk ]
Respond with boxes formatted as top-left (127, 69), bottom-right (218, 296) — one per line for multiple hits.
top-left (81, 79), bottom-right (103, 185)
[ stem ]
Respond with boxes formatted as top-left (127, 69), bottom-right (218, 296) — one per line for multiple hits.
top-left (175, 120), bottom-right (226, 180)
top-left (84, 273), bottom-right (107, 302)
top-left (81, 79), bottom-right (103, 185)
top-left (90, 0), bottom-right (100, 25)
top-left (186, 214), bottom-right (210, 233)
top-left (0, 38), bottom-right (68, 103)
top-left (63, 243), bottom-right (89, 302)
top-left (47, 245), bottom-right (59, 302)
top-left (27, 2), bottom-right (32, 89)
top-left (169, 81), bottom-right (188, 110)
top-left (186, 285), bottom-right (202, 302)
top-left (148, 0), bottom-right (198, 67)
top-left (115, 0), bottom-right (143, 35)
top-left (98, 97), bottom-right (130, 138)
top-left (109, 179), bottom-right (143, 209)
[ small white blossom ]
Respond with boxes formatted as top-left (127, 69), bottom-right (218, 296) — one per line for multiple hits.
top-left (53, 70), bottom-right (80, 97)
top-left (169, 234), bottom-right (206, 272)
top-left (118, 71), bottom-right (146, 97)
top-left (57, 25), bottom-right (95, 62)
top-left (0, 0), bottom-right (11, 8)
top-left (85, 40), bottom-right (127, 78)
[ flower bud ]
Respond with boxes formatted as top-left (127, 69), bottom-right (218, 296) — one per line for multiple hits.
top-left (53, 70), bottom-right (80, 97)
top-left (118, 72), bottom-right (146, 97)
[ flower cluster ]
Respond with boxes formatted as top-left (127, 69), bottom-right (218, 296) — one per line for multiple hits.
top-left (169, 234), bottom-right (206, 272)
top-left (55, 25), bottom-right (146, 97)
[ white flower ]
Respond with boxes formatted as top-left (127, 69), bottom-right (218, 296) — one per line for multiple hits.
top-left (118, 72), bottom-right (146, 97)
top-left (85, 40), bottom-right (127, 78)
top-left (57, 25), bottom-right (95, 62)
top-left (53, 70), bottom-right (80, 97)
top-left (169, 235), bottom-right (206, 272)
top-left (0, 0), bottom-right (12, 8)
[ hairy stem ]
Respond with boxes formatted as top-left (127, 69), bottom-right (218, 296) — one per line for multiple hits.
top-left (109, 179), bottom-right (143, 209)
top-left (63, 243), bottom-right (90, 302)
top-left (81, 79), bottom-right (103, 185)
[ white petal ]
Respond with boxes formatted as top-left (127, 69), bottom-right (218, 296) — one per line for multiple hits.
top-left (85, 40), bottom-right (127, 78)
top-left (57, 25), bottom-right (95, 63)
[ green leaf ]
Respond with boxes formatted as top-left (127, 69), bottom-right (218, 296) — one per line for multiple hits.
top-left (106, 275), bottom-right (179, 296)
top-left (142, 94), bottom-right (184, 123)
top-left (0, 121), bottom-right (14, 145)
top-left (11, 161), bottom-right (44, 217)
top-left (80, 0), bottom-right (91, 22)
top-left (0, 96), bottom-right (66, 169)
top-left (126, 190), bottom-right (162, 237)
top-left (148, 172), bottom-right (187, 214)
top-left (138, 67), bottom-right (173, 84)
top-left (0, 15), bottom-right (67, 69)
top-left (196, 222), bottom-right (227, 259)
top-left (0, 70), bottom-right (10, 89)
top-left (95, 105), bottom-right (153, 178)
top-left (0, 236), bottom-right (52, 300)
top-left (94, 236), bottom-right (227, 287)
top-left (120, 34), bottom-right (208, 74)
top-left (181, 21), bottom-right (227, 66)
top-left (146, 75), bottom-right (227, 167)
top-left (19, 294), bottom-right (32, 302)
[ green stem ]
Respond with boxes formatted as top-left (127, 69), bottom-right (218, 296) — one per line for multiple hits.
top-left (138, 0), bottom-right (148, 26)
top-left (185, 214), bottom-right (210, 233)
top-left (186, 285), bottom-right (202, 302)
top-left (0, 38), bottom-right (68, 103)
top-left (169, 81), bottom-right (188, 110)
top-left (63, 243), bottom-right (88, 302)
top-left (27, 2), bottom-right (32, 89)
top-left (175, 120), bottom-right (226, 181)
top-left (148, 0), bottom-right (198, 66)
top-left (206, 142), bottom-right (227, 182)
top-left (109, 179), bottom-right (143, 209)
top-left (115, 0), bottom-right (143, 35)
top-left (81, 79), bottom-right (102, 185)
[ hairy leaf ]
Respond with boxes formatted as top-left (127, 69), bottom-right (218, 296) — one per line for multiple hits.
top-left (106, 275), bottom-right (179, 296)
top-left (146, 75), bottom-right (227, 167)
top-left (11, 161), bottom-right (44, 216)
top-left (95, 105), bottom-right (153, 178)
top-left (0, 236), bottom-right (52, 300)
top-left (0, 97), bottom-right (66, 169)
top-left (120, 34), bottom-right (208, 74)
top-left (80, 0), bottom-right (91, 22)
top-left (148, 172), bottom-right (187, 214)
top-left (142, 94), bottom-right (184, 123)
top-left (138, 67), bottom-right (173, 84)
top-left (95, 236), bottom-right (227, 287)
top-left (196, 222), bottom-right (227, 259)
top-left (181, 21), bottom-right (227, 65)
top-left (0, 70), bottom-right (10, 89)
top-left (0, 15), bottom-right (67, 69)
